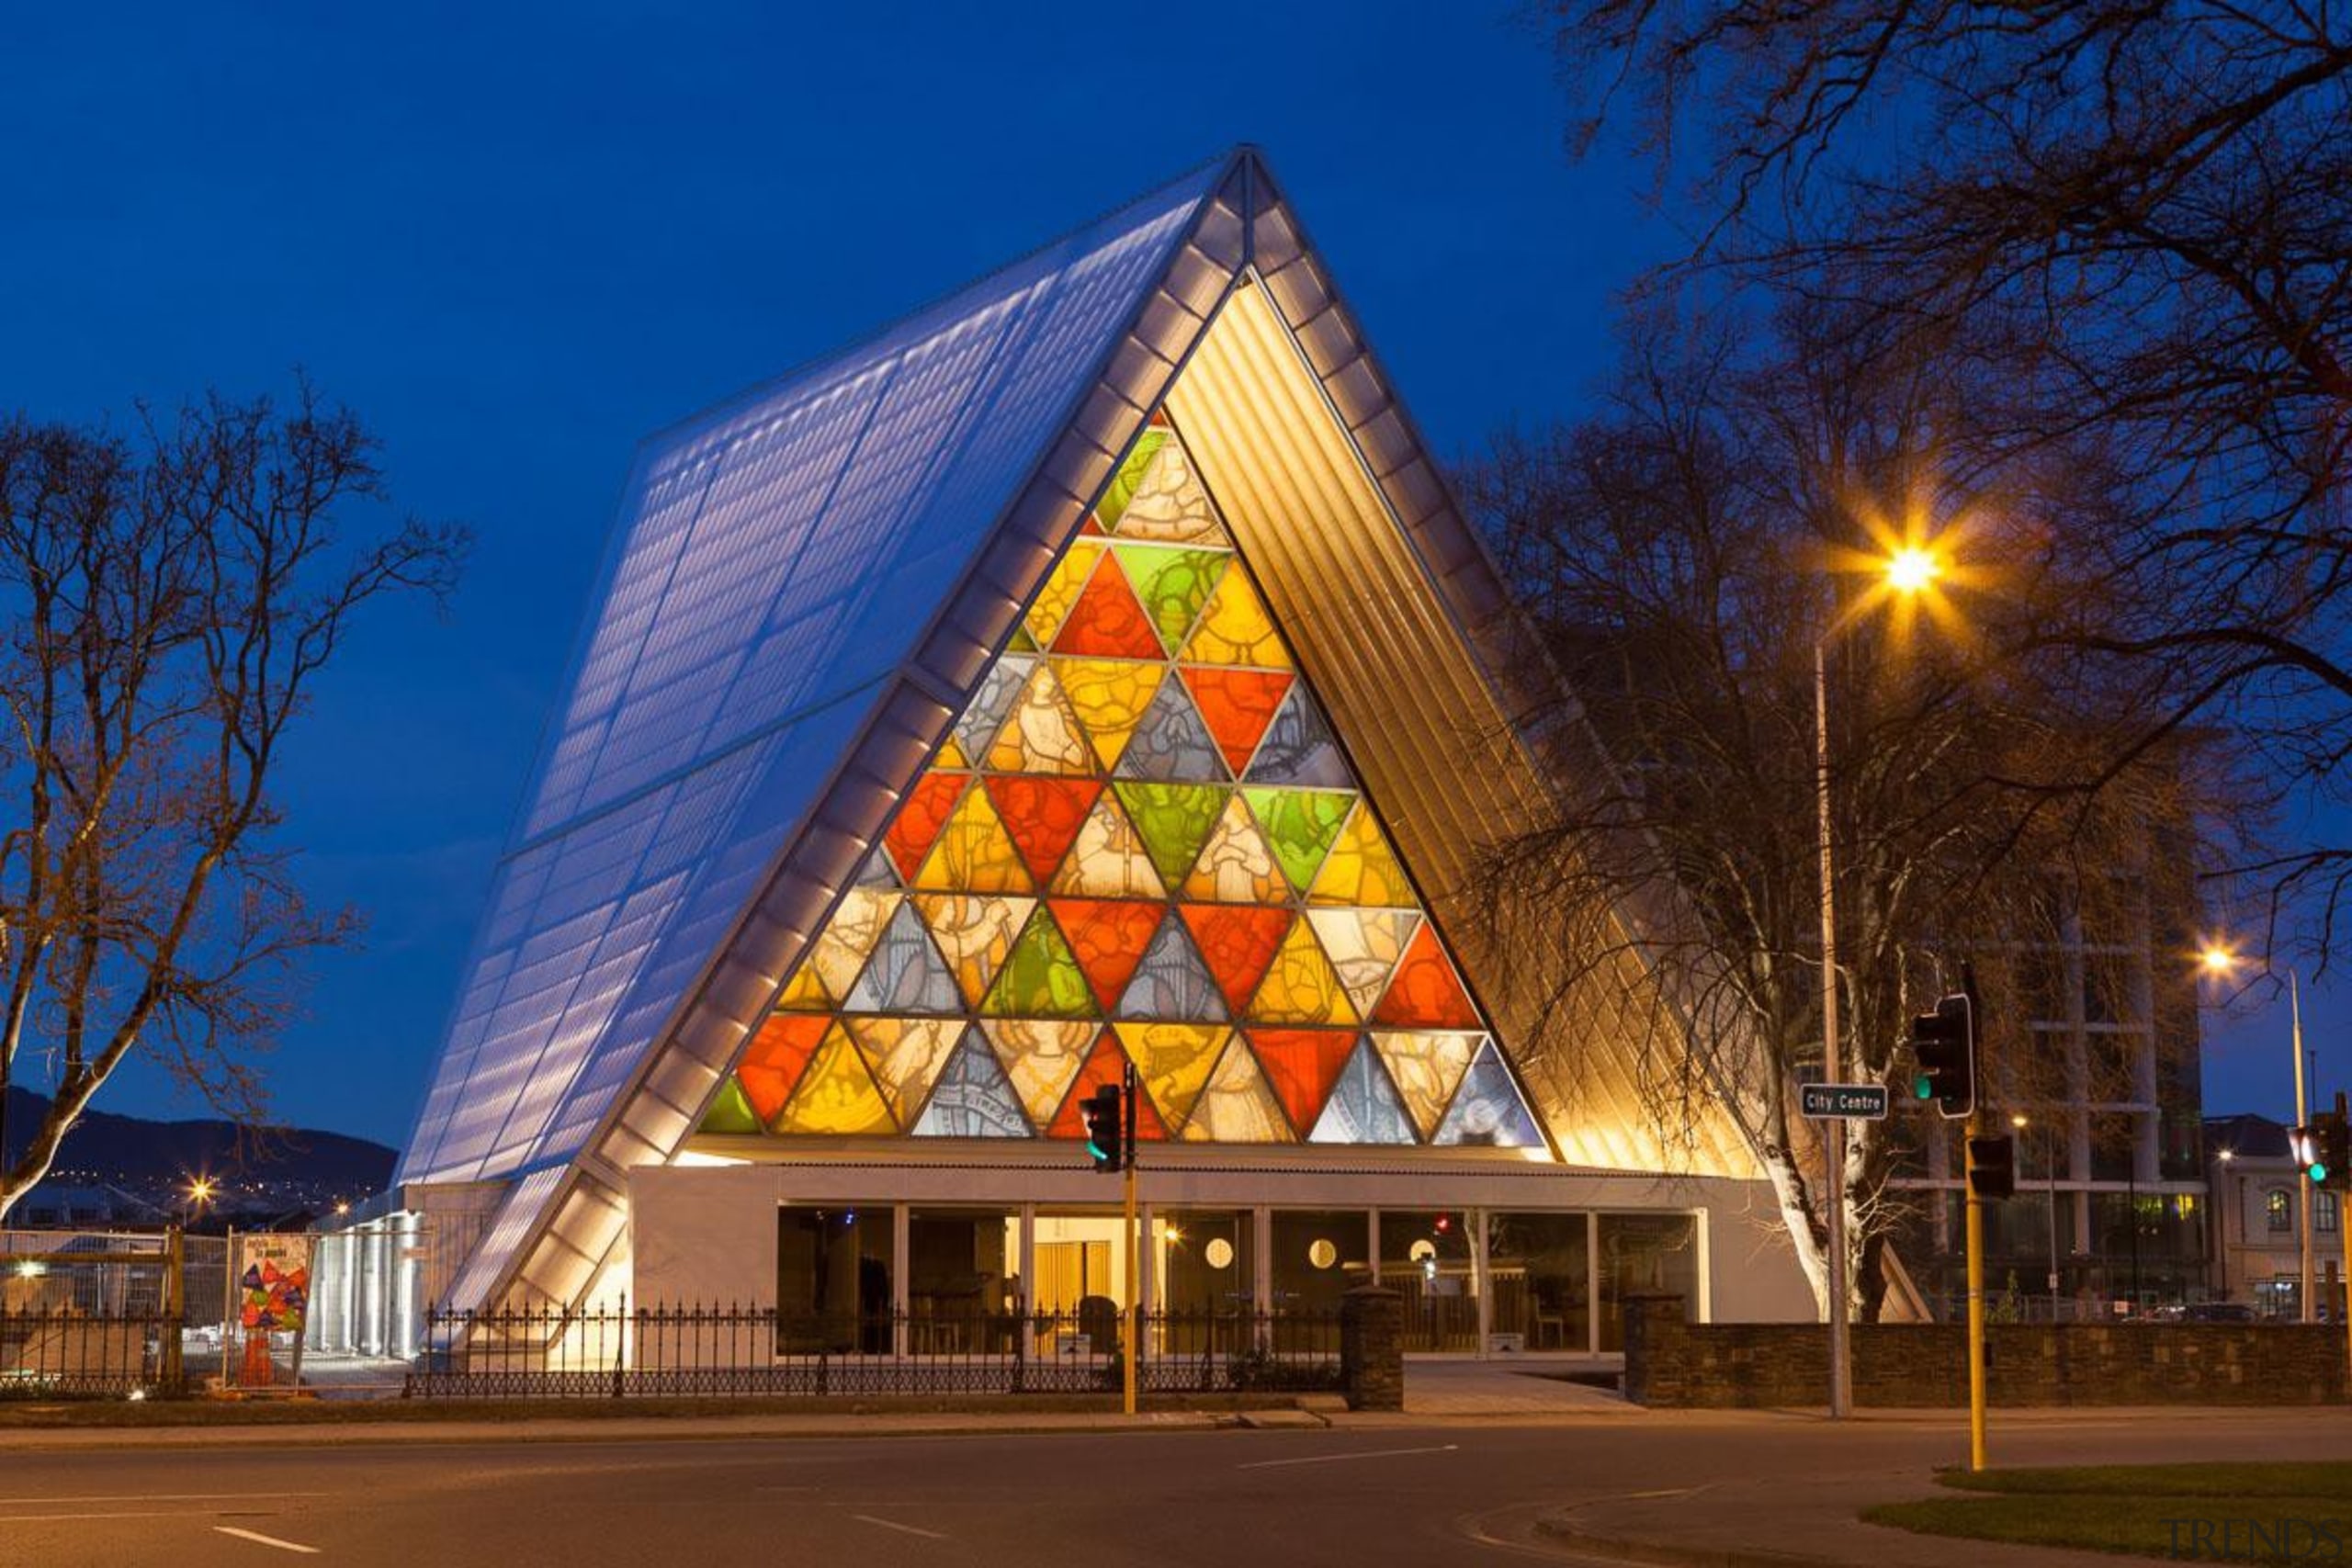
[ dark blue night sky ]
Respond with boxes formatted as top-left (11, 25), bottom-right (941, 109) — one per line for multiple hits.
top-left (3, 4), bottom-right (2312, 1145)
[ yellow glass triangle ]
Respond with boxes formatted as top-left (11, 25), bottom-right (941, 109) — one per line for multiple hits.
top-left (1249, 918), bottom-right (1360, 1026)
top-left (1046, 790), bottom-right (1168, 900)
top-left (984, 661), bottom-right (1095, 776)
top-left (912, 894), bottom-right (1035, 1007)
top-left (775, 959), bottom-right (831, 1011)
top-left (1368, 1030), bottom-right (1481, 1140)
top-left (1307, 801), bottom-right (1416, 908)
top-left (809, 888), bottom-right (902, 999)
top-left (1180, 570), bottom-right (1289, 670)
top-left (1181, 793), bottom-right (1289, 905)
top-left (1114, 1021), bottom-right (1229, 1127)
top-left (914, 784), bottom-right (1036, 894)
top-left (1024, 538), bottom-right (1104, 648)
top-left (844, 1016), bottom-right (966, 1123)
top-left (775, 1022), bottom-right (897, 1134)
top-left (1306, 908), bottom-right (1421, 1015)
top-left (936, 734), bottom-right (971, 770)
top-left (1053, 658), bottom-right (1167, 772)
top-left (983, 1019), bottom-right (1100, 1125)
top-left (1182, 1036), bottom-right (1295, 1142)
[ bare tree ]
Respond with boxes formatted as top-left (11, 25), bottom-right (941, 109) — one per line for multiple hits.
top-left (1537, 0), bottom-right (2352, 952)
top-left (1464, 305), bottom-right (2225, 1317)
top-left (0, 388), bottom-right (464, 1219)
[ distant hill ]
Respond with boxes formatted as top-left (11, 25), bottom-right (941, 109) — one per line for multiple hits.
top-left (2, 1086), bottom-right (396, 1193)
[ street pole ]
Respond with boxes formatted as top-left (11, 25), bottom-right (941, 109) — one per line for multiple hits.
top-left (1122, 1062), bottom-right (1138, 1418)
top-left (2293, 973), bottom-right (2314, 1323)
top-left (1964, 1129), bottom-right (1988, 1471)
top-left (1814, 639), bottom-right (1852, 1419)
top-left (2044, 1122), bottom-right (2060, 1321)
top-left (2337, 1092), bottom-right (2350, 1383)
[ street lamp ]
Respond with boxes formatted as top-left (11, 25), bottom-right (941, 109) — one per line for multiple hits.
top-left (1816, 535), bottom-right (1949, 1418)
top-left (2199, 944), bottom-right (2313, 1323)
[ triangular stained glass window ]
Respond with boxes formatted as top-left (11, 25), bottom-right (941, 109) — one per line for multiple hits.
top-left (695, 415), bottom-right (1544, 1152)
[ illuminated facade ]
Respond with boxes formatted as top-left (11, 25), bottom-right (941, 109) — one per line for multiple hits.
top-left (384, 149), bottom-right (1815, 1355)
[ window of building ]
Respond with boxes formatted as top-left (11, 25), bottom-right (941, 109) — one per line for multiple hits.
top-left (1596, 1213), bottom-right (1698, 1352)
top-left (2320, 1192), bottom-right (2340, 1235)
top-left (776, 1204), bottom-right (891, 1353)
top-left (1487, 1212), bottom-right (1591, 1353)
top-left (1269, 1210), bottom-right (1369, 1319)
top-left (1380, 1210), bottom-right (1477, 1350)
top-left (2267, 1189), bottom-right (2292, 1234)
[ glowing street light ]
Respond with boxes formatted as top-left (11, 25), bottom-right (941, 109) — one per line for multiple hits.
top-left (2198, 943), bottom-right (2313, 1321)
top-left (1815, 534), bottom-right (1955, 1421)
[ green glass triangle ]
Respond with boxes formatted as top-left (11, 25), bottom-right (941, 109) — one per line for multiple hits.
top-left (1111, 781), bottom-right (1229, 887)
top-left (1097, 428), bottom-right (1170, 530)
top-left (1242, 788), bottom-right (1357, 893)
top-left (699, 1077), bottom-right (762, 1135)
top-left (1008, 624), bottom-right (1039, 654)
top-left (982, 906), bottom-right (1098, 1019)
top-left (1114, 545), bottom-right (1228, 654)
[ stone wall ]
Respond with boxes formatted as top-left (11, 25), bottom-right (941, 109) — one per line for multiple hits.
top-left (1623, 1295), bottom-right (2349, 1407)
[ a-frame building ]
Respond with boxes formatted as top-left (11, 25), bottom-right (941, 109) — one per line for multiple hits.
top-left (389, 149), bottom-right (1814, 1348)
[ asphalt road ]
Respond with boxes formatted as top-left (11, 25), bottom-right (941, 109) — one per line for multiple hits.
top-left (5, 1410), bottom-right (2346, 1568)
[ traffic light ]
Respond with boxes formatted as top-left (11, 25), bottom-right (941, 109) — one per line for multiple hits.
top-left (1966, 1135), bottom-right (2015, 1201)
top-left (2292, 1123), bottom-right (2320, 1183)
top-left (1080, 1084), bottom-right (1124, 1171)
top-left (2309, 1111), bottom-right (2349, 1191)
top-left (1909, 992), bottom-right (1976, 1120)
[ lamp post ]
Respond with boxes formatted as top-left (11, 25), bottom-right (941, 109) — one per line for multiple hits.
top-left (2015, 1112), bottom-right (2060, 1320)
top-left (2199, 947), bottom-right (2313, 1323)
top-left (1816, 543), bottom-right (1943, 1419)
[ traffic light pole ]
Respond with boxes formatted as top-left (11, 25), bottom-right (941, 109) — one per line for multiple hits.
top-left (1814, 639), bottom-right (1853, 1420)
top-left (1963, 1126), bottom-right (1988, 1472)
top-left (2338, 1091), bottom-right (2350, 1392)
top-left (2293, 975), bottom-right (2314, 1324)
top-left (1122, 1061), bottom-right (1138, 1419)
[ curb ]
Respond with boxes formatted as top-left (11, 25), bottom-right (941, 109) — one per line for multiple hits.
top-left (1533, 1516), bottom-right (1852, 1568)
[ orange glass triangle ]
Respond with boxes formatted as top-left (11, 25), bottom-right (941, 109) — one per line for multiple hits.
top-left (1180, 667), bottom-right (1294, 774)
top-left (983, 775), bottom-right (1102, 886)
top-left (884, 772), bottom-right (967, 884)
top-left (1051, 897), bottom-right (1166, 1012)
top-left (1050, 550), bottom-right (1164, 660)
top-left (1044, 1030), bottom-right (1168, 1141)
top-left (1245, 1029), bottom-right (1359, 1136)
top-left (737, 1013), bottom-right (833, 1125)
top-left (1372, 921), bottom-right (1482, 1030)
top-left (1179, 904), bottom-right (1294, 1016)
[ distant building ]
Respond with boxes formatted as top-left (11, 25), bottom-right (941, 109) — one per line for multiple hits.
top-left (2205, 1112), bottom-right (2340, 1319)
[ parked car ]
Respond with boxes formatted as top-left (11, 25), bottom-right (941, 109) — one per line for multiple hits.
top-left (2181, 1302), bottom-right (2255, 1324)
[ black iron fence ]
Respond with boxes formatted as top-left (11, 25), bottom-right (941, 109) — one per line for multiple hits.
top-left (0, 1305), bottom-right (184, 1396)
top-left (407, 1303), bottom-right (1343, 1400)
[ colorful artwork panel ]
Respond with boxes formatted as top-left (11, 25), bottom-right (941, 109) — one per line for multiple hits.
top-left (983, 775), bottom-right (1101, 886)
top-left (1180, 1037), bottom-right (1293, 1143)
top-left (1054, 659), bottom-right (1165, 772)
top-left (1051, 898), bottom-right (1166, 1012)
top-left (1114, 1021), bottom-right (1228, 1129)
top-left (1306, 908), bottom-right (1420, 1017)
top-left (1094, 427), bottom-right (1169, 532)
top-left (1307, 801), bottom-right (1416, 908)
top-left (1180, 904), bottom-right (1293, 1016)
top-left (1109, 434), bottom-right (1226, 546)
top-left (914, 778), bottom-right (1035, 895)
top-left (1046, 790), bottom-right (1167, 899)
top-left (1307, 1040), bottom-right (1419, 1145)
top-left (1114, 671), bottom-right (1229, 783)
top-left (1051, 551), bottom-right (1164, 660)
top-left (1371, 921), bottom-right (1481, 1030)
top-left (983, 662), bottom-right (1095, 777)
top-left (1114, 909), bottom-right (1228, 1021)
top-left (1245, 683), bottom-right (1351, 788)
top-left (1248, 919), bottom-right (1359, 1027)
top-left (775, 1024), bottom-right (896, 1135)
top-left (884, 773), bottom-right (966, 883)
top-left (842, 901), bottom-right (962, 1015)
top-left (1180, 793), bottom-right (1289, 905)
top-left (809, 888), bottom-right (899, 999)
top-left (700, 1077), bottom-right (761, 1134)
top-left (983, 1019), bottom-right (1098, 1126)
top-left (1181, 570), bottom-right (1289, 670)
top-left (846, 1016), bottom-right (965, 1123)
top-left (1242, 788), bottom-right (1354, 894)
top-left (910, 1027), bottom-right (1031, 1138)
top-left (737, 1013), bottom-right (833, 1123)
top-left (1116, 544), bottom-right (1227, 654)
top-left (911, 894), bottom-right (1033, 1009)
top-left (1244, 1029), bottom-right (1359, 1135)
top-left (1368, 1030), bottom-right (1482, 1140)
top-left (1111, 781), bottom-right (1227, 887)
top-left (981, 904), bottom-right (1097, 1019)
top-left (955, 656), bottom-right (1035, 763)
top-left (1181, 667), bottom-right (1294, 774)
top-left (1430, 1040), bottom-right (1545, 1148)
top-left (1025, 539), bottom-right (1102, 648)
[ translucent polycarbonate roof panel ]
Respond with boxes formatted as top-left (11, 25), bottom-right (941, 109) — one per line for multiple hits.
top-left (398, 158), bottom-right (1227, 1189)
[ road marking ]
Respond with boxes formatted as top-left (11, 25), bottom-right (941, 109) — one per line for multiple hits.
top-left (852, 1514), bottom-right (949, 1540)
top-left (1239, 1442), bottom-right (1460, 1469)
top-left (0, 1493), bottom-right (330, 1506)
top-left (0, 1511), bottom-right (198, 1523)
top-left (213, 1526), bottom-right (322, 1555)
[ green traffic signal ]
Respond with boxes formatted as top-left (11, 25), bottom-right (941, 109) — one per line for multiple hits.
top-left (2312, 1161), bottom-right (2331, 1185)
top-left (1913, 1075), bottom-right (1932, 1100)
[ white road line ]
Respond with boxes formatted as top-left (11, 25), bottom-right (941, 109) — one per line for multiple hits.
top-left (0, 1493), bottom-right (330, 1506)
top-left (852, 1514), bottom-right (950, 1540)
top-left (1238, 1442), bottom-right (1461, 1470)
top-left (213, 1526), bottom-right (322, 1555)
top-left (0, 1510), bottom-right (198, 1523)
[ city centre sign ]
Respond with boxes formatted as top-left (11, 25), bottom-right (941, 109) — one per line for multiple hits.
top-left (1800, 1082), bottom-right (1890, 1121)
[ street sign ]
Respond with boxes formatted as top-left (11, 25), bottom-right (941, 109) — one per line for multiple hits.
top-left (1801, 1082), bottom-right (1890, 1121)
